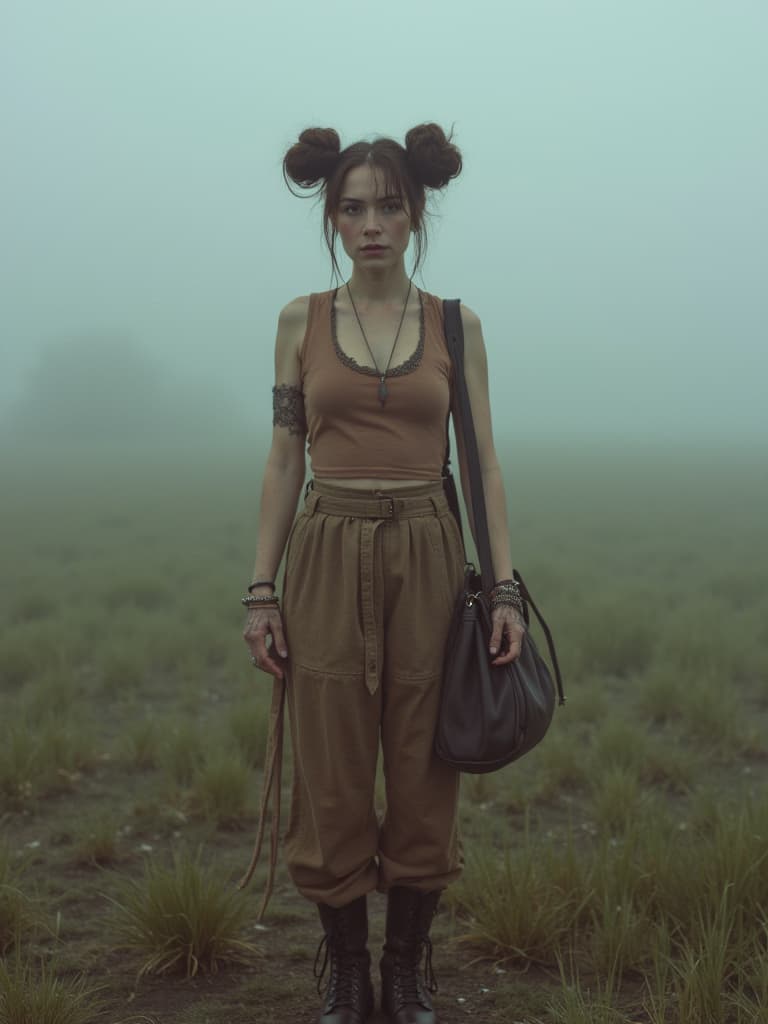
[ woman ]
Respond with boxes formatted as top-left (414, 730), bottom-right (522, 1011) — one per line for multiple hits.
top-left (242, 123), bottom-right (524, 1024)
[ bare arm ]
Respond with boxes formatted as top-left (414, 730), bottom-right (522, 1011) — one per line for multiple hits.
top-left (450, 303), bottom-right (514, 583)
top-left (450, 304), bottom-right (523, 665)
top-left (244, 298), bottom-right (308, 677)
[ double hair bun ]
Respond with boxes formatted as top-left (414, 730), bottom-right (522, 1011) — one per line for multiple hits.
top-left (285, 123), bottom-right (461, 192)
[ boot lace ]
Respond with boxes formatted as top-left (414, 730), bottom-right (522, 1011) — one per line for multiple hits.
top-left (389, 900), bottom-right (439, 1010)
top-left (392, 934), bottom-right (438, 1000)
top-left (313, 931), bottom-right (365, 1008)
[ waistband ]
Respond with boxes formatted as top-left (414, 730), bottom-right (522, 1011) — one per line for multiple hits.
top-left (305, 479), bottom-right (448, 520)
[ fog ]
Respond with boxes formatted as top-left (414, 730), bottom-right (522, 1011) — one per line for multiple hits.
top-left (2, 0), bottom-right (766, 454)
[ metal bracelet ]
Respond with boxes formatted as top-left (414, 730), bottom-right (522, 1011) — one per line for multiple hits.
top-left (241, 594), bottom-right (280, 608)
top-left (490, 592), bottom-right (524, 615)
top-left (491, 580), bottom-right (522, 597)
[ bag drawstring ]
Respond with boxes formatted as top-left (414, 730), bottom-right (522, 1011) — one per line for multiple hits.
top-left (514, 568), bottom-right (566, 706)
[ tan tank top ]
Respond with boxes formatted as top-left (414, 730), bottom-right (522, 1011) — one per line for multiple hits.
top-left (299, 287), bottom-right (453, 480)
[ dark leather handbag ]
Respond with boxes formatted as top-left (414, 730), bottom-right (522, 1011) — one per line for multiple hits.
top-left (435, 299), bottom-right (565, 773)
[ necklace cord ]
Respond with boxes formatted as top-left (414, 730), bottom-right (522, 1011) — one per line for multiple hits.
top-left (346, 278), bottom-right (414, 404)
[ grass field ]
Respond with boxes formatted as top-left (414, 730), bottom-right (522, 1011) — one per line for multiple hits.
top-left (1, 439), bottom-right (766, 1023)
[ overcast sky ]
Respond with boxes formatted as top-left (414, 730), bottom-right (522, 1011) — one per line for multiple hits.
top-left (2, 0), bottom-right (766, 450)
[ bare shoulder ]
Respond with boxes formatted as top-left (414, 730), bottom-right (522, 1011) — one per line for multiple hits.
top-left (274, 295), bottom-right (311, 383)
top-left (280, 294), bottom-right (311, 321)
top-left (278, 294), bottom-right (311, 340)
top-left (459, 301), bottom-right (481, 330)
top-left (458, 302), bottom-right (485, 365)
top-left (275, 294), bottom-right (310, 363)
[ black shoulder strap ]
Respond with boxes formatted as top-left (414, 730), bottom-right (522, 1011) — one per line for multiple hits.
top-left (442, 298), bottom-right (494, 594)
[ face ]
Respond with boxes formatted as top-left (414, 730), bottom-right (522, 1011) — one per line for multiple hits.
top-left (333, 163), bottom-right (413, 266)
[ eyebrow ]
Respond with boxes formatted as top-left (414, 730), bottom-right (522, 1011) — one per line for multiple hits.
top-left (340, 194), bottom-right (402, 203)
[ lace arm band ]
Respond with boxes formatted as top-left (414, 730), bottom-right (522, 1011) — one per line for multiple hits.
top-left (272, 384), bottom-right (307, 437)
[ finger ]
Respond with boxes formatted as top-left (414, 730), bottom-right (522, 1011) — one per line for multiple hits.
top-left (256, 651), bottom-right (285, 680)
top-left (488, 621), bottom-right (504, 656)
top-left (249, 627), bottom-right (271, 661)
top-left (491, 642), bottom-right (521, 667)
top-left (248, 641), bottom-right (285, 680)
top-left (247, 623), bottom-right (287, 680)
top-left (270, 620), bottom-right (288, 659)
top-left (491, 626), bottom-right (523, 666)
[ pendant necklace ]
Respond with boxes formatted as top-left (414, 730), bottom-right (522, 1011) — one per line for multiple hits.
top-left (346, 277), bottom-right (413, 407)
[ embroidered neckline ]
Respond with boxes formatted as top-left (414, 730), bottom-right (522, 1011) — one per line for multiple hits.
top-left (330, 287), bottom-right (425, 378)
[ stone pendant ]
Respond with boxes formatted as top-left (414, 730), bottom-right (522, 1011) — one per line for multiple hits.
top-left (378, 377), bottom-right (387, 406)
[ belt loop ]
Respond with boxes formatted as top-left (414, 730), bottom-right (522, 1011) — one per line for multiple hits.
top-left (305, 490), bottom-right (320, 517)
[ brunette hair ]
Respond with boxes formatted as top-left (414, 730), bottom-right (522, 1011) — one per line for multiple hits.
top-left (282, 122), bottom-right (462, 284)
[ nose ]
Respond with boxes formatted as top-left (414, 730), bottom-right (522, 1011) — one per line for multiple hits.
top-left (363, 209), bottom-right (382, 234)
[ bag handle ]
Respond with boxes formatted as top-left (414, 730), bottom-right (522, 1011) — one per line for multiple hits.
top-left (441, 299), bottom-right (565, 706)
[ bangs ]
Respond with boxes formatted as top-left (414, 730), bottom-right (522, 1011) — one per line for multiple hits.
top-left (361, 154), bottom-right (407, 205)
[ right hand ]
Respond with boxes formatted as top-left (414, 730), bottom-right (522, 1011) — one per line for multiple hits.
top-left (243, 606), bottom-right (288, 680)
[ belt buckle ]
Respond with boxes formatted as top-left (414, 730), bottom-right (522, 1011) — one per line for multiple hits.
top-left (374, 491), bottom-right (397, 521)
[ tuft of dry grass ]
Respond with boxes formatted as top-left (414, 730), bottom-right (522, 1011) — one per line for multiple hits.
top-left (0, 847), bottom-right (39, 956)
top-left (0, 956), bottom-right (104, 1024)
top-left (107, 846), bottom-right (261, 977)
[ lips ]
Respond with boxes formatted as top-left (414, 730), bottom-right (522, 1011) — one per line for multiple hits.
top-left (361, 245), bottom-right (386, 251)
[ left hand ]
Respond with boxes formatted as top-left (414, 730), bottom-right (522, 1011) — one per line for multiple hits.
top-left (489, 605), bottom-right (526, 666)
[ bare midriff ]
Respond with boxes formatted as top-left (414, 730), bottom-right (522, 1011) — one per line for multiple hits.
top-left (318, 477), bottom-right (438, 490)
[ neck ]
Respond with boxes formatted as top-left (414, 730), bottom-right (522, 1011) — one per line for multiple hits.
top-left (346, 262), bottom-right (412, 305)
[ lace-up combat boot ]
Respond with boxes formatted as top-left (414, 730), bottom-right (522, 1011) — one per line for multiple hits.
top-left (380, 886), bottom-right (441, 1024)
top-left (313, 894), bottom-right (374, 1024)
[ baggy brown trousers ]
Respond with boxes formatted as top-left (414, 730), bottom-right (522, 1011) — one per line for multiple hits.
top-left (279, 479), bottom-right (467, 908)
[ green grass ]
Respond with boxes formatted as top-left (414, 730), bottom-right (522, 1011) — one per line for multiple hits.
top-left (0, 957), bottom-right (104, 1024)
top-left (107, 846), bottom-right (261, 978)
top-left (71, 817), bottom-right (121, 868)
top-left (227, 700), bottom-right (269, 769)
top-left (0, 848), bottom-right (40, 956)
top-left (454, 794), bottom-right (768, 1018)
top-left (190, 749), bottom-right (252, 827)
top-left (1, 440), bottom-right (766, 1019)
top-left (158, 720), bottom-right (206, 787)
top-left (120, 715), bottom-right (160, 770)
top-left (0, 715), bottom-right (97, 811)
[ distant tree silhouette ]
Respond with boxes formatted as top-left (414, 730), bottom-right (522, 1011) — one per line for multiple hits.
top-left (7, 332), bottom-right (169, 441)
top-left (5, 331), bottom-right (243, 444)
